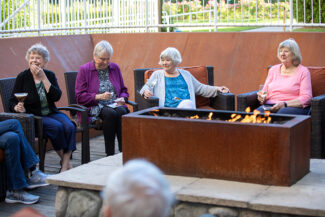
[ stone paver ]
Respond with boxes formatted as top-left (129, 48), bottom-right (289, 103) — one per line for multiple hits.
top-left (47, 155), bottom-right (325, 217)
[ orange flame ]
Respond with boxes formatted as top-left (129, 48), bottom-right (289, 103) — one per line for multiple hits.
top-left (189, 115), bottom-right (199, 119)
top-left (227, 107), bottom-right (272, 124)
top-left (207, 112), bottom-right (213, 120)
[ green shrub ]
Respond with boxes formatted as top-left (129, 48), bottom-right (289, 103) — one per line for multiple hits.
top-left (293, 0), bottom-right (325, 23)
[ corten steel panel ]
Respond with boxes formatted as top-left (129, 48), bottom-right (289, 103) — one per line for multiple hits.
top-left (122, 108), bottom-right (310, 186)
top-left (1, 32), bottom-right (325, 111)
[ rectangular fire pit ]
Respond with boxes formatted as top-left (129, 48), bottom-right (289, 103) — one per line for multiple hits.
top-left (122, 107), bottom-right (311, 186)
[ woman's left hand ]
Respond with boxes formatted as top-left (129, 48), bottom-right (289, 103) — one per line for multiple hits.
top-left (30, 64), bottom-right (46, 80)
top-left (270, 102), bottom-right (286, 113)
top-left (217, 86), bottom-right (230, 93)
top-left (115, 97), bottom-right (125, 106)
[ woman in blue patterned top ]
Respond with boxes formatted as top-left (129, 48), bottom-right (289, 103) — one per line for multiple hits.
top-left (140, 47), bottom-right (230, 108)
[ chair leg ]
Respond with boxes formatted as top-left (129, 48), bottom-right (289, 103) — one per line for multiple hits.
top-left (81, 130), bottom-right (90, 164)
top-left (38, 138), bottom-right (46, 172)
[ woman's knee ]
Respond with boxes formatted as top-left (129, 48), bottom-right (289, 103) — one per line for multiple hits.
top-left (101, 107), bottom-right (118, 120)
top-left (177, 100), bottom-right (195, 109)
top-left (1, 132), bottom-right (20, 149)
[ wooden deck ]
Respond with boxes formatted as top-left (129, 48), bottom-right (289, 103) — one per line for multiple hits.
top-left (0, 135), bottom-right (107, 217)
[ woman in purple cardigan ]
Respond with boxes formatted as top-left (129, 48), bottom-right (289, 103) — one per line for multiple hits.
top-left (75, 40), bottom-right (129, 156)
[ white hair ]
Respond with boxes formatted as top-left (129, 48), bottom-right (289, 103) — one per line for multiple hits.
top-left (277, 38), bottom-right (302, 66)
top-left (102, 159), bottom-right (174, 217)
top-left (159, 47), bottom-right (182, 66)
top-left (25, 43), bottom-right (50, 62)
top-left (93, 40), bottom-right (114, 57)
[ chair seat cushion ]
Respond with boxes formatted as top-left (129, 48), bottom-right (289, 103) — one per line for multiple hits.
top-left (309, 67), bottom-right (325, 97)
top-left (144, 66), bottom-right (210, 107)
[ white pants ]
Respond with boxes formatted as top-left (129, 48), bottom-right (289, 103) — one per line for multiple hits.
top-left (177, 99), bottom-right (195, 109)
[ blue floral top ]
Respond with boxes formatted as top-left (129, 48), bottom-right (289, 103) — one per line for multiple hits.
top-left (164, 74), bottom-right (190, 107)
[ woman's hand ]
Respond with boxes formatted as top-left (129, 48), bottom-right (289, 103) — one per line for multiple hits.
top-left (14, 102), bottom-right (26, 113)
top-left (143, 90), bottom-right (154, 99)
top-left (96, 92), bottom-right (113, 101)
top-left (257, 92), bottom-right (266, 104)
top-left (270, 102), bottom-right (286, 113)
top-left (30, 64), bottom-right (47, 80)
top-left (217, 86), bottom-right (230, 93)
top-left (115, 97), bottom-right (125, 106)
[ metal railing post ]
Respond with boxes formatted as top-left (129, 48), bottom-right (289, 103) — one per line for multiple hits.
top-left (37, 0), bottom-right (41, 36)
top-left (145, 0), bottom-right (149, 32)
top-left (214, 0), bottom-right (218, 32)
top-left (84, 0), bottom-right (87, 34)
top-left (290, 0), bottom-right (293, 31)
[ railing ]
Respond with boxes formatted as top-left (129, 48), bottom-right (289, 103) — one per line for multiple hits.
top-left (0, 0), bottom-right (324, 38)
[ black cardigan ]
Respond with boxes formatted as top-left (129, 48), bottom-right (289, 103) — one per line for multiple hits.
top-left (9, 69), bottom-right (62, 116)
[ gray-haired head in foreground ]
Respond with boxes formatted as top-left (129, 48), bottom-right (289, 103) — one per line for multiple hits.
top-left (25, 43), bottom-right (50, 62)
top-left (159, 47), bottom-right (182, 66)
top-left (93, 40), bottom-right (114, 57)
top-left (102, 159), bottom-right (174, 217)
top-left (277, 38), bottom-right (302, 66)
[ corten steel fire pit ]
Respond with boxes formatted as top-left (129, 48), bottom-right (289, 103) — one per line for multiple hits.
top-left (122, 107), bottom-right (311, 186)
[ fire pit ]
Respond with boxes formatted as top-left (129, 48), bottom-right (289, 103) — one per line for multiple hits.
top-left (122, 107), bottom-right (311, 186)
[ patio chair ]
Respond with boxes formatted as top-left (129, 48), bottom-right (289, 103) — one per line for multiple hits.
top-left (134, 66), bottom-right (235, 111)
top-left (63, 71), bottom-right (138, 150)
top-left (237, 66), bottom-right (325, 158)
top-left (0, 112), bottom-right (35, 201)
top-left (0, 77), bottom-right (89, 171)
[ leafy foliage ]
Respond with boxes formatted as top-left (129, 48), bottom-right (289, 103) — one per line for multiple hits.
top-left (293, 0), bottom-right (325, 23)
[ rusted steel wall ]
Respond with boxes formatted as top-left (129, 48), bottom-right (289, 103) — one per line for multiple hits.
top-left (1, 32), bottom-right (325, 113)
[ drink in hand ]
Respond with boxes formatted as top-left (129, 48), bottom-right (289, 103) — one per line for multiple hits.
top-left (14, 93), bottom-right (28, 102)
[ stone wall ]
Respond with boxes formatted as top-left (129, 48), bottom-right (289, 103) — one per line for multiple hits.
top-left (55, 186), bottom-right (313, 217)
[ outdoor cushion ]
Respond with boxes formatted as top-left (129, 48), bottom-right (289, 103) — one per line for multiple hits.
top-left (144, 66), bottom-right (210, 107)
top-left (309, 67), bottom-right (325, 97)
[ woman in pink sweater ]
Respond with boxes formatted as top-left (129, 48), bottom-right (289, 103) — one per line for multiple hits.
top-left (258, 38), bottom-right (312, 115)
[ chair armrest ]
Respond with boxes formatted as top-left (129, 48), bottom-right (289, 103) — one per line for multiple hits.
top-left (310, 94), bottom-right (325, 158)
top-left (237, 91), bottom-right (260, 111)
top-left (126, 100), bottom-right (139, 112)
top-left (0, 113), bottom-right (35, 149)
top-left (135, 91), bottom-right (159, 110)
top-left (210, 93), bottom-right (235, 111)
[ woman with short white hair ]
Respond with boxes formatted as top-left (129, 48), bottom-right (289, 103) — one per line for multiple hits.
top-left (75, 40), bottom-right (129, 156)
top-left (140, 47), bottom-right (229, 109)
top-left (257, 38), bottom-right (312, 114)
top-left (9, 43), bottom-right (76, 173)
top-left (102, 159), bottom-right (174, 217)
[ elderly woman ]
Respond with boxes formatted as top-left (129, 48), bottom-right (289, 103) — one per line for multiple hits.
top-left (75, 40), bottom-right (129, 156)
top-left (140, 47), bottom-right (229, 109)
top-left (257, 39), bottom-right (312, 115)
top-left (9, 43), bottom-right (76, 172)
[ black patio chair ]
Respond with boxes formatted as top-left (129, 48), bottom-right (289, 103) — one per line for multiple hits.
top-left (134, 66), bottom-right (235, 111)
top-left (237, 66), bottom-right (325, 158)
top-left (0, 112), bottom-right (35, 201)
top-left (63, 71), bottom-right (138, 152)
top-left (0, 77), bottom-right (89, 171)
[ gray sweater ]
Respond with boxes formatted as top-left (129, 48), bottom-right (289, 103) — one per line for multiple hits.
top-left (139, 68), bottom-right (218, 108)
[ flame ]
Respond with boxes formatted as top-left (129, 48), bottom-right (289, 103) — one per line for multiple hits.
top-left (189, 114), bottom-right (199, 119)
top-left (227, 107), bottom-right (272, 124)
top-left (207, 112), bottom-right (213, 120)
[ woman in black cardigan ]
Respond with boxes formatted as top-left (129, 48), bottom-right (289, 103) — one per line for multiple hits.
top-left (9, 43), bottom-right (76, 172)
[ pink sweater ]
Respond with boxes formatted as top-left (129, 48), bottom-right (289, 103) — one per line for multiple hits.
top-left (264, 64), bottom-right (312, 108)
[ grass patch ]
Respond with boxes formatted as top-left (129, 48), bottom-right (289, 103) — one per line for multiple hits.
top-left (178, 26), bottom-right (259, 32)
top-left (293, 27), bottom-right (325, 32)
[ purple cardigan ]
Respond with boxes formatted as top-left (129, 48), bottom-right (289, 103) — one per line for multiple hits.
top-left (75, 61), bottom-right (129, 121)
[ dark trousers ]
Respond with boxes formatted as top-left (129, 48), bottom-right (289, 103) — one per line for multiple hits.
top-left (42, 112), bottom-right (76, 153)
top-left (257, 104), bottom-right (311, 115)
top-left (99, 106), bottom-right (129, 156)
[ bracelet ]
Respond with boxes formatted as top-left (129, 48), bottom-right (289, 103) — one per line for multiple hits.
top-left (284, 102), bottom-right (287, 107)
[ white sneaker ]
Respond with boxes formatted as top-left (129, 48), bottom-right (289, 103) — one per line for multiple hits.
top-left (26, 169), bottom-right (50, 189)
top-left (5, 190), bottom-right (40, 204)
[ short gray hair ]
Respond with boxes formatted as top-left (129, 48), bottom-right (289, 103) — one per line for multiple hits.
top-left (25, 43), bottom-right (50, 62)
top-left (102, 159), bottom-right (174, 217)
top-left (93, 40), bottom-right (114, 57)
top-left (277, 38), bottom-right (302, 66)
top-left (159, 47), bottom-right (182, 66)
